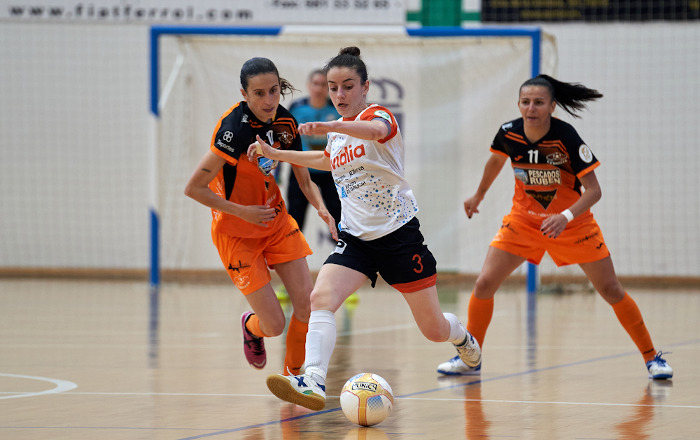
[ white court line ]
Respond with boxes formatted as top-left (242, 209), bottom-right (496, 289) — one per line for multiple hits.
top-left (400, 396), bottom-right (700, 409)
top-left (0, 373), bottom-right (77, 400)
top-left (2, 390), bottom-right (695, 410)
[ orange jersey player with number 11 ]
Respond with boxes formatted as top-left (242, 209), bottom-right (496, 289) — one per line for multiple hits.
top-left (435, 74), bottom-right (673, 380)
top-left (184, 57), bottom-right (337, 378)
top-left (248, 46), bottom-right (481, 411)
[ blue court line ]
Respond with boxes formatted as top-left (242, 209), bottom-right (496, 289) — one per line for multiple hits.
top-left (176, 337), bottom-right (699, 439)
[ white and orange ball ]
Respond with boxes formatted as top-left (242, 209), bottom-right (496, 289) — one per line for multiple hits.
top-left (340, 373), bottom-right (394, 426)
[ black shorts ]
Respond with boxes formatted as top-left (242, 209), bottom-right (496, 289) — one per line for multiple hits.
top-left (324, 217), bottom-right (437, 293)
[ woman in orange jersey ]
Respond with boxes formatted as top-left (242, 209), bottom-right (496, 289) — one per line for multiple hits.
top-left (249, 47), bottom-right (480, 411)
top-left (184, 57), bottom-right (337, 376)
top-left (436, 74), bottom-right (673, 380)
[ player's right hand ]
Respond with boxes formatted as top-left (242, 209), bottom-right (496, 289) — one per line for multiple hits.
top-left (463, 195), bottom-right (481, 219)
top-left (238, 205), bottom-right (277, 226)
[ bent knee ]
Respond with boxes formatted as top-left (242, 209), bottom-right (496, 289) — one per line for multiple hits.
top-left (260, 318), bottom-right (286, 337)
top-left (598, 283), bottom-right (626, 304)
top-left (423, 332), bottom-right (445, 343)
top-left (419, 325), bottom-right (448, 343)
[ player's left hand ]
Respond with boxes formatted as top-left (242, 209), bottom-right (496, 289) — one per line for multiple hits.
top-left (540, 214), bottom-right (569, 239)
top-left (299, 121), bottom-right (331, 136)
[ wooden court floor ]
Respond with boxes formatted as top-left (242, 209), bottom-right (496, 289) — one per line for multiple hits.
top-left (1, 278), bottom-right (699, 439)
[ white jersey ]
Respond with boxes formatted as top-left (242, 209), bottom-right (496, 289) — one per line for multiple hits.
top-left (324, 104), bottom-right (419, 240)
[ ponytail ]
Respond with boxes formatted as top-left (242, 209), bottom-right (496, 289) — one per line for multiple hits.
top-left (522, 74), bottom-right (603, 118)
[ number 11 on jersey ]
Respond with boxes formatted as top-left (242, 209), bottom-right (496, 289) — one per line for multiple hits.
top-left (528, 149), bottom-right (538, 163)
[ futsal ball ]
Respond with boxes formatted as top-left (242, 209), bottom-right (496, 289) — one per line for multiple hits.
top-left (340, 373), bottom-right (394, 426)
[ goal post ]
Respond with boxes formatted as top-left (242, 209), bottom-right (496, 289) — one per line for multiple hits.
top-left (148, 25), bottom-right (556, 291)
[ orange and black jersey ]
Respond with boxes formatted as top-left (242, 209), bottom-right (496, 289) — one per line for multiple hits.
top-left (209, 101), bottom-right (302, 238)
top-left (491, 117), bottom-right (600, 226)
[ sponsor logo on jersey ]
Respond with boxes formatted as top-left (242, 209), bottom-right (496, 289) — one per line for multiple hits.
top-left (241, 114), bottom-right (249, 123)
top-left (514, 167), bottom-right (562, 186)
top-left (528, 168), bottom-right (561, 186)
top-left (546, 151), bottom-right (568, 166)
top-left (514, 168), bottom-right (528, 183)
top-left (344, 180), bottom-right (366, 194)
top-left (223, 131), bottom-right (233, 142)
top-left (579, 144), bottom-right (593, 163)
top-left (349, 166), bottom-right (364, 176)
top-left (374, 110), bottom-right (392, 122)
top-left (216, 139), bottom-right (235, 154)
top-left (257, 156), bottom-right (279, 176)
top-left (528, 169), bottom-right (561, 186)
top-left (525, 189), bottom-right (558, 210)
top-left (278, 130), bottom-right (293, 145)
top-left (502, 122), bottom-right (513, 131)
top-left (330, 144), bottom-right (366, 170)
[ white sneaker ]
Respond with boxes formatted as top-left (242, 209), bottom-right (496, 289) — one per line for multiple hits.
top-left (266, 373), bottom-right (326, 411)
top-left (437, 355), bottom-right (481, 376)
top-left (646, 351), bottom-right (673, 380)
top-left (454, 331), bottom-right (481, 367)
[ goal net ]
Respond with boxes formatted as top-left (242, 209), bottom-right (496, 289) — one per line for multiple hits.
top-left (153, 26), bottom-right (557, 279)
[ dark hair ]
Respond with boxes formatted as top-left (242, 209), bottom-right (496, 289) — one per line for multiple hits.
top-left (308, 68), bottom-right (325, 81)
top-left (324, 46), bottom-right (368, 84)
top-left (521, 74), bottom-right (603, 118)
top-left (240, 57), bottom-right (297, 97)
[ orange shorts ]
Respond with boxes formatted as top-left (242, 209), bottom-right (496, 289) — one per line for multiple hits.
top-left (490, 213), bottom-right (610, 267)
top-left (211, 214), bottom-right (312, 295)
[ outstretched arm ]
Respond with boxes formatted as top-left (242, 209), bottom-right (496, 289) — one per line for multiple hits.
top-left (300, 119), bottom-right (389, 141)
top-left (247, 135), bottom-right (330, 171)
top-left (464, 153), bottom-right (508, 218)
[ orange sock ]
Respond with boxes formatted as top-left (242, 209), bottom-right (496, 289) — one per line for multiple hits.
top-left (611, 293), bottom-right (656, 362)
top-left (284, 315), bottom-right (308, 375)
top-left (245, 313), bottom-right (270, 338)
top-left (467, 292), bottom-right (494, 349)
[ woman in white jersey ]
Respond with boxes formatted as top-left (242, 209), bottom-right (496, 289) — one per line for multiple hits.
top-left (247, 46), bottom-right (481, 411)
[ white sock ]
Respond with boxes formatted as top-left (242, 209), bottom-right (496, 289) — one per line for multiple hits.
top-left (304, 310), bottom-right (336, 383)
top-left (443, 312), bottom-right (467, 345)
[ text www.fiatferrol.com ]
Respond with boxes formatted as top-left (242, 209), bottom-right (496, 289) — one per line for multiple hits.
top-left (4, 3), bottom-right (254, 22)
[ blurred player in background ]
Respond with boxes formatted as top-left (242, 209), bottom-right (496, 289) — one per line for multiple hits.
top-left (184, 57), bottom-right (337, 377)
top-left (250, 46), bottom-right (481, 411)
top-left (436, 74), bottom-right (672, 380)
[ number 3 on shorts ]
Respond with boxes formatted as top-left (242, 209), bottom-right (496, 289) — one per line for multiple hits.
top-left (412, 254), bottom-right (423, 274)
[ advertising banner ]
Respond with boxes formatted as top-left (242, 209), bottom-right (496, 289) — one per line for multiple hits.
top-left (481, 0), bottom-right (699, 22)
top-left (1, 0), bottom-right (406, 25)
